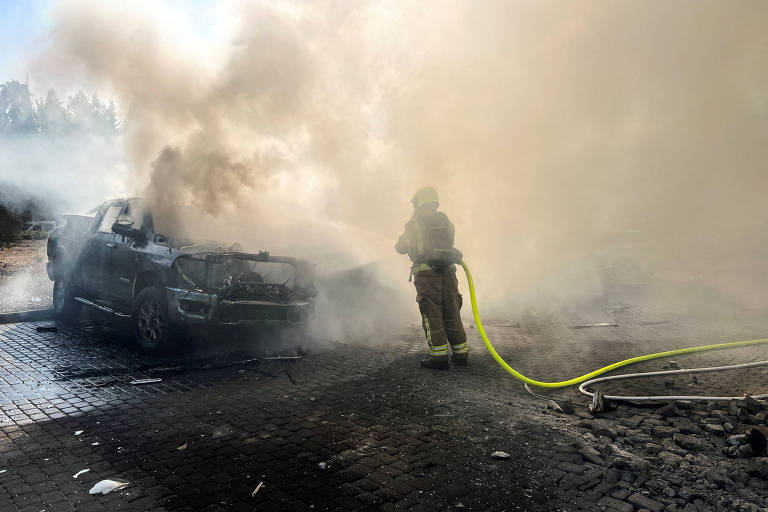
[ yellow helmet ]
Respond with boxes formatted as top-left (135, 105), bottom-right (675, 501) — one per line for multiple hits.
top-left (411, 187), bottom-right (439, 209)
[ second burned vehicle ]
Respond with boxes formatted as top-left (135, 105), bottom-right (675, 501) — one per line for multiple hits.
top-left (46, 198), bottom-right (317, 351)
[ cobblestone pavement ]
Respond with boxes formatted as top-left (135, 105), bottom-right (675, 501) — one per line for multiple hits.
top-left (0, 318), bottom-right (573, 512)
top-left (2, 263), bottom-right (768, 511)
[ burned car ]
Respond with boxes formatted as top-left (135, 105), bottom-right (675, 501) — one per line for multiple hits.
top-left (47, 198), bottom-right (316, 350)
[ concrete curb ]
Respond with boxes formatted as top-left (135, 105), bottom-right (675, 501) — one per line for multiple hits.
top-left (0, 308), bottom-right (55, 324)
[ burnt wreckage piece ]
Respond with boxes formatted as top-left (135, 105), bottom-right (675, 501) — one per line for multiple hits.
top-left (46, 197), bottom-right (316, 351)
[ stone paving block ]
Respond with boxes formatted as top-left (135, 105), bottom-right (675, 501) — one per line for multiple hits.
top-left (48, 501), bottom-right (76, 512)
top-left (627, 492), bottom-right (665, 512)
top-left (597, 496), bottom-right (634, 512)
top-left (611, 488), bottom-right (631, 500)
top-left (558, 462), bottom-right (585, 474)
top-left (4, 317), bottom-right (768, 511)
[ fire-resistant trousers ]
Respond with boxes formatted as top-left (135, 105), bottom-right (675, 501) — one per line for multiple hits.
top-left (413, 268), bottom-right (468, 362)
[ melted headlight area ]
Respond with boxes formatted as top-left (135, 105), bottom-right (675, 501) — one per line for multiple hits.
top-left (167, 252), bottom-right (315, 326)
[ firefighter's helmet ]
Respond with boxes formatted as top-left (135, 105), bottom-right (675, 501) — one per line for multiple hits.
top-left (411, 187), bottom-right (439, 209)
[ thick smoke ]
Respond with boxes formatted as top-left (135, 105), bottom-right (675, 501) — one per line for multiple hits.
top-left (33, 1), bottom-right (768, 336)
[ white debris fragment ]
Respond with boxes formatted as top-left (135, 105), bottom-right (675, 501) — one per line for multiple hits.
top-left (232, 358), bottom-right (259, 365)
top-left (74, 430), bottom-right (84, 436)
top-left (89, 479), bottom-right (129, 495)
top-left (129, 378), bottom-right (162, 385)
top-left (317, 462), bottom-right (328, 470)
top-left (572, 323), bottom-right (618, 329)
top-left (91, 442), bottom-right (100, 446)
top-left (490, 451), bottom-right (511, 459)
top-left (0, 470), bottom-right (6, 474)
top-left (177, 442), bottom-right (187, 451)
top-left (73, 469), bottom-right (90, 479)
top-left (251, 481), bottom-right (264, 497)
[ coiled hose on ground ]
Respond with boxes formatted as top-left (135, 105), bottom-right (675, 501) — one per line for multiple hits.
top-left (460, 260), bottom-right (768, 402)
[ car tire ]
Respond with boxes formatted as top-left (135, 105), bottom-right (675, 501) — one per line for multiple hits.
top-left (133, 286), bottom-right (176, 352)
top-left (52, 279), bottom-right (82, 321)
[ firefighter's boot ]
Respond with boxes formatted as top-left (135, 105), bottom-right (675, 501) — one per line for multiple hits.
top-left (451, 354), bottom-right (468, 367)
top-left (420, 358), bottom-right (449, 370)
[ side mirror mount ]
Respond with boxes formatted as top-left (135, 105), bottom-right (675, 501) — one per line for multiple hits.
top-left (112, 222), bottom-right (147, 243)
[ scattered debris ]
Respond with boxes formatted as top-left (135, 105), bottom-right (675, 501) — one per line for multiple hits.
top-left (251, 481), bottom-right (264, 497)
top-left (232, 358), bottom-right (260, 365)
top-left (656, 402), bottom-right (678, 417)
top-left (490, 451), bottom-right (510, 459)
top-left (704, 423), bottom-right (725, 436)
top-left (129, 378), bottom-right (162, 385)
top-left (88, 479), bottom-right (129, 495)
top-left (177, 442), bottom-right (187, 451)
top-left (35, 326), bottom-right (57, 332)
top-left (212, 425), bottom-right (233, 439)
top-left (578, 444), bottom-right (603, 465)
top-left (609, 304), bottom-right (631, 313)
top-left (74, 430), bottom-right (84, 436)
top-left (745, 394), bottom-right (763, 414)
top-left (72, 469), bottom-right (90, 479)
top-left (317, 462), bottom-right (328, 470)
top-left (263, 355), bottom-right (302, 361)
top-left (572, 323), bottom-right (618, 329)
top-left (589, 390), bottom-right (606, 413)
top-left (546, 400), bottom-right (564, 413)
top-left (149, 366), bottom-right (183, 374)
top-left (485, 321), bottom-right (520, 328)
top-left (662, 360), bottom-right (681, 369)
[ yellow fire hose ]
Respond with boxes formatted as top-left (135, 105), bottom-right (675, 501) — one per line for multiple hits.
top-left (460, 260), bottom-right (768, 389)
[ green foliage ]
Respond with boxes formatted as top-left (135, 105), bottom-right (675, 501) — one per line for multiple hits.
top-left (0, 205), bottom-right (23, 243)
top-left (1, 79), bottom-right (121, 137)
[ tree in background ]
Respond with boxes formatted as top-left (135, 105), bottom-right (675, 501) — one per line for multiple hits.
top-left (0, 79), bottom-right (124, 234)
top-left (35, 89), bottom-right (68, 135)
top-left (0, 79), bottom-right (121, 137)
top-left (0, 80), bottom-right (38, 135)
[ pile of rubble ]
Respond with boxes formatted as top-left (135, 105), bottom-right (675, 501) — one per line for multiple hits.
top-left (543, 395), bottom-right (768, 511)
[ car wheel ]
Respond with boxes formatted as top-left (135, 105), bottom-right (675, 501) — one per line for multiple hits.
top-left (53, 279), bottom-right (81, 320)
top-left (133, 286), bottom-right (175, 351)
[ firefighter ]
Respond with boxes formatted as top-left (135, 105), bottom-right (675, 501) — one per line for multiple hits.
top-left (396, 187), bottom-right (469, 369)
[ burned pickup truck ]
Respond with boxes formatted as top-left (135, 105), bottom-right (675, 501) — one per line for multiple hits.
top-left (47, 198), bottom-right (316, 350)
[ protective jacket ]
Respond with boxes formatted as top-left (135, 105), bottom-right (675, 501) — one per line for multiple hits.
top-left (395, 206), bottom-right (459, 274)
top-left (396, 205), bottom-right (468, 362)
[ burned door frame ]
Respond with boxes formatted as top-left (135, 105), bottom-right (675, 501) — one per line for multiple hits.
top-left (78, 204), bottom-right (123, 298)
top-left (106, 199), bottom-right (146, 307)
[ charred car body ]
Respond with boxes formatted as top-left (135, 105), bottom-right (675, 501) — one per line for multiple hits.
top-left (47, 198), bottom-right (316, 350)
